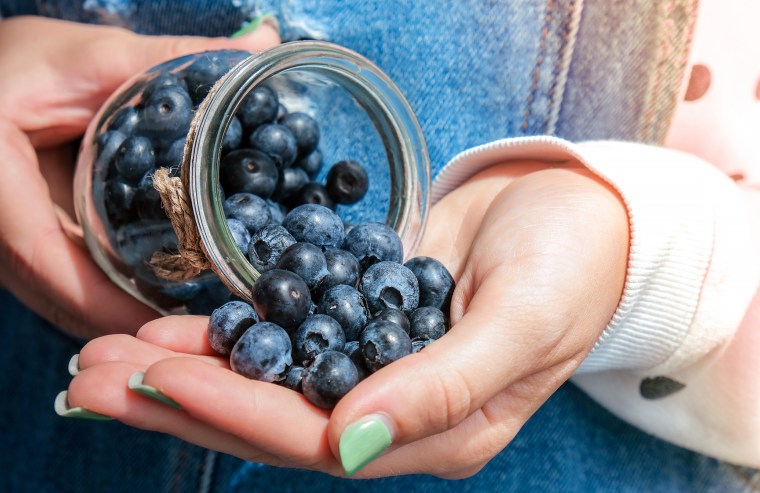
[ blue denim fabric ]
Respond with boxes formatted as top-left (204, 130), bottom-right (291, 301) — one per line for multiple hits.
top-left (1, 290), bottom-right (756, 493)
top-left (0, 0), bottom-right (756, 491)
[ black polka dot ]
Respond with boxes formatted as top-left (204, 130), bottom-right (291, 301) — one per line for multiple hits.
top-left (684, 64), bottom-right (711, 101)
top-left (640, 376), bottom-right (686, 399)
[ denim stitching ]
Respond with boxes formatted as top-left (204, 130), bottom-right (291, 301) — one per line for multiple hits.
top-left (546, 0), bottom-right (583, 135)
top-left (640, 0), bottom-right (699, 143)
top-left (198, 450), bottom-right (218, 493)
top-left (522, 0), bottom-right (553, 133)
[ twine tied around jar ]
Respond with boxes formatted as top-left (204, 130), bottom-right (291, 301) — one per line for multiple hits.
top-left (148, 78), bottom-right (225, 282)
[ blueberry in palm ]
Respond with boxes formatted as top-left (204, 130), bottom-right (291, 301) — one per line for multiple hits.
top-left (275, 242), bottom-right (329, 292)
top-left (292, 314), bottom-right (346, 364)
top-left (359, 261), bottom-right (419, 315)
top-left (230, 321), bottom-right (292, 382)
top-left (208, 300), bottom-right (259, 355)
top-left (359, 319), bottom-right (412, 372)
top-left (343, 222), bottom-right (403, 271)
top-left (251, 269), bottom-right (311, 332)
top-left (282, 204), bottom-right (344, 250)
top-left (316, 284), bottom-right (369, 341)
top-left (404, 256), bottom-right (455, 315)
top-left (301, 350), bottom-right (359, 409)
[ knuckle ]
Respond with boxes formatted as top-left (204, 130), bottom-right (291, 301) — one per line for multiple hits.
top-left (424, 353), bottom-right (473, 431)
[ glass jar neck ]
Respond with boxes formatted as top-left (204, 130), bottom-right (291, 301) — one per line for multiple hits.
top-left (188, 41), bottom-right (429, 301)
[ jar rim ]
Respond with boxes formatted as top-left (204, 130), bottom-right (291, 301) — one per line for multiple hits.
top-left (188, 41), bottom-right (430, 301)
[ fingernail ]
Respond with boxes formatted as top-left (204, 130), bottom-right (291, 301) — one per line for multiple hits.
top-left (230, 13), bottom-right (279, 38)
top-left (127, 372), bottom-right (182, 410)
top-left (339, 414), bottom-right (394, 476)
top-left (68, 354), bottom-right (80, 376)
top-left (54, 391), bottom-right (113, 421)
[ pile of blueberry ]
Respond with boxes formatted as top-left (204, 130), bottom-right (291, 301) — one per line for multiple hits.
top-left (89, 50), bottom-right (371, 311)
top-left (208, 203), bottom-right (455, 409)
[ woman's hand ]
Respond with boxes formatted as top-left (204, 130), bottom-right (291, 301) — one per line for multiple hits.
top-left (64, 162), bottom-right (629, 478)
top-left (0, 16), bottom-right (279, 339)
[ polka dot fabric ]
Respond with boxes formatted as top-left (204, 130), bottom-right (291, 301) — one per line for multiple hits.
top-left (665, 0), bottom-right (760, 185)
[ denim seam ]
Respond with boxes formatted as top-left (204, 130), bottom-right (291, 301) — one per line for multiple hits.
top-left (521, 0), bottom-right (554, 134)
top-left (198, 450), bottom-right (218, 493)
top-left (639, 0), bottom-right (699, 143)
top-left (545, 0), bottom-right (583, 135)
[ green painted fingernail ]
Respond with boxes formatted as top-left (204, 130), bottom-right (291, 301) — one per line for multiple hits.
top-left (127, 372), bottom-right (182, 410)
top-left (54, 391), bottom-right (113, 421)
top-left (339, 414), bottom-right (393, 476)
top-left (68, 354), bottom-right (80, 376)
top-left (230, 13), bottom-right (278, 38)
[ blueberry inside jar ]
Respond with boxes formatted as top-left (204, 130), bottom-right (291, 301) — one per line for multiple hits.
top-left (75, 42), bottom-right (430, 315)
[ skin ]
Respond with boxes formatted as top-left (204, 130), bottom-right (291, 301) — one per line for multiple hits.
top-left (0, 16), bottom-right (630, 479)
top-left (0, 17), bottom-right (280, 339)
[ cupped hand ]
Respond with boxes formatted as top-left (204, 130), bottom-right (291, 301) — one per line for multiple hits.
top-left (64, 162), bottom-right (629, 478)
top-left (0, 16), bottom-right (279, 339)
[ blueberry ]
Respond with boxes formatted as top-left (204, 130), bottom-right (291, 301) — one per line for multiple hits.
top-left (275, 242), bottom-right (329, 292)
top-left (316, 284), bottom-right (369, 341)
top-left (104, 180), bottom-right (137, 225)
top-left (247, 224), bottom-right (296, 272)
top-left (237, 85), bottom-right (279, 130)
top-left (282, 204), bottom-right (344, 250)
top-left (138, 86), bottom-right (193, 145)
top-left (251, 269), bottom-right (311, 332)
top-left (359, 261), bottom-right (419, 315)
top-left (230, 321), bottom-right (292, 382)
top-left (181, 51), bottom-right (247, 105)
top-left (404, 256), bottom-right (455, 315)
top-left (294, 149), bottom-right (323, 178)
top-left (248, 123), bottom-right (298, 169)
top-left (343, 222), bottom-right (403, 271)
top-left (208, 300), bottom-right (259, 355)
top-left (372, 307), bottom-right (411, 334)
top-left (133, 171), bottom-right (166, 221)
top-left (220, 149), bottom-right (278, 198)
top-left (291, 182), bottom-right (335, 210)
top-left (315, 248), bottom-right (360, 299)
top-left (141, 72), bottom-right (188, 102)
top-left (280, 364), bottom-right (306, 392)
top-left (114, 220), bottom-right (177, 269)
top-left (280, 112), bottom-right (319, 156)
top-left (114, 135), bottom-right (155, 185)
top-left (342, 340), bottom-right (370, 381)
top-left (326, 160), bottom-right (369, 205)
top-left (159, 279), bottom-right (205, 302)
top-left (226, 218), bottom-right (251, 253)
top-left (301, 350), bottom-right (359, 409)
top-left (107, 106), bottom-right (141, 135)
top-left (265, 199), bottom-right (286, 225)
top-left (222, 116), bottom-right (243, 154)
top-left (223, 193), bottom-right (271, 232)
top-left (409, 306), bottom-right (448, 341)
top-left (95, 130), bottom-right (127, 173)
top-left (359, 319), bottom-right (412, 372)
top-left (157, 138), bottom-right (186, 174)
top-left (292, 314), bottom-right (346, 364)
top-left (271, 166), bottom-right (309, 201)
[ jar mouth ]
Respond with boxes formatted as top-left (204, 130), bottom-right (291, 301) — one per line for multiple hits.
top-left (189, 41), bottom-right (430, 301)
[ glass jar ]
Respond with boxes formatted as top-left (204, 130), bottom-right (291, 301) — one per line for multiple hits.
top-left (74, 41), bottom-right (430, 315)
